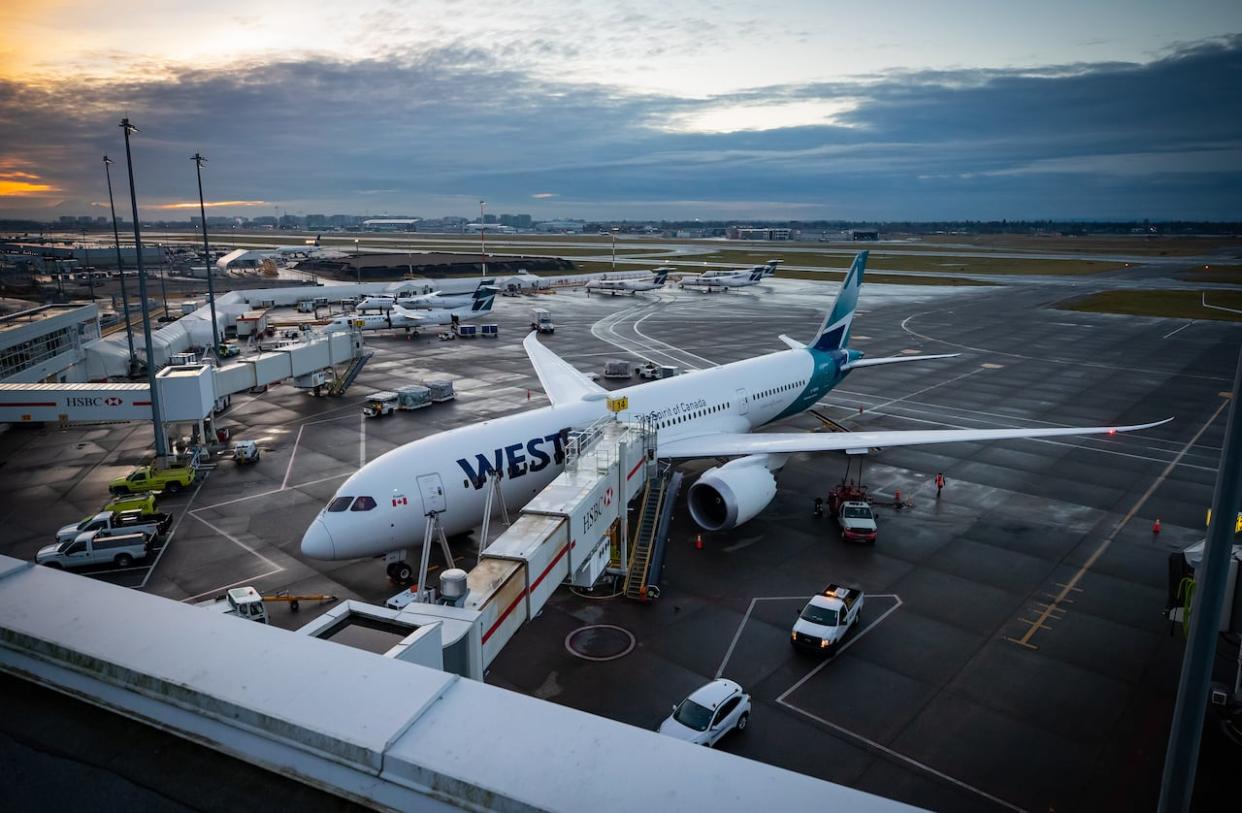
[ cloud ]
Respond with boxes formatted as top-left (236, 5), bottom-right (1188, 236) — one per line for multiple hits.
top-left (148, 199), bottom-right (269, 209)
top-left (0, 35), bottom-right (1239, 220)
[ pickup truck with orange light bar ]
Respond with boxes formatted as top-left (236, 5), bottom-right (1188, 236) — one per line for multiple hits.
top-left (791, 584), bottom-right (864, 652)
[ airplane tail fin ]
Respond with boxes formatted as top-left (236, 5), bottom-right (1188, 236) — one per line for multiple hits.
top-left (653, 268), bottom-right (670, 285)
top-left (750, 267), bottom-right (765, 282)
top-left (471, 286), bottom-right (498, 313)
top-left (811, 251), bottom-right (867, 351)
top-left (764, 259), bottom-right (782, 277)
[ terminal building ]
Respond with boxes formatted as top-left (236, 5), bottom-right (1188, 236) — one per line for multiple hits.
top-left (0, 303), bottom-right (100, 384)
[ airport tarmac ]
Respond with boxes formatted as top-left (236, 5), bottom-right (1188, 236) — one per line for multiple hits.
top-left (0, 273), bottom-right (1238, 811)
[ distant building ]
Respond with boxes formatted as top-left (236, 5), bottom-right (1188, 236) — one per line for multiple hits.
top-left (726, 226), bottom-right (796, 240)
top-left (499, 213), bottom-right (533, 228)
top-left (849, 230), bottom-right (879, 241)
top-left (362, 218), bottom-right (420, 232)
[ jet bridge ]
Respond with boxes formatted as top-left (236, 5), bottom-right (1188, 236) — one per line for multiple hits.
top-left (387, 416), bottom-right (656, 671)
top-left (0, 331), bottom-right (363, 425)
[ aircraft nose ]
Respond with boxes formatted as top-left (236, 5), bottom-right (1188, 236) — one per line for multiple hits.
top-left (300, 518), bottom-right (337, 560)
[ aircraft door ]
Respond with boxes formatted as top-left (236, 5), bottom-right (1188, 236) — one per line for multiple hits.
top-left (417, 473), bottom-right (447, 514)
top-left (735, 388), bottom-right (750, 416)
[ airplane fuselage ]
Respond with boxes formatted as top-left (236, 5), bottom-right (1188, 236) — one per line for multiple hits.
top-left (303, 344), bottom-right (849, 560)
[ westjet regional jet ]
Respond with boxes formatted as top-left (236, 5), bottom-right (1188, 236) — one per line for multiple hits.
top-left (358, 279), bottom-right (494, 312)
top-left (302, 252), bottom-right (1167, 567)
top-left (681, 261), bottom-right (776, 292)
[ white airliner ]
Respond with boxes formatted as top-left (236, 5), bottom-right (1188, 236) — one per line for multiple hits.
top-left (681, 265), bottom-right (766, 292)
top-left (585, 268), bottom-right (672, 296)
top-left (358, 279), bottom-right (495, 312)
top-left (301, 251), bottom-right (1167, 567)
top-left (325, 286), bottom-right (497, 333)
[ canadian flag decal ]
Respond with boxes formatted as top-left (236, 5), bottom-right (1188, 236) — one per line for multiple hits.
top-left (392, 495), bottom-right (409, 507)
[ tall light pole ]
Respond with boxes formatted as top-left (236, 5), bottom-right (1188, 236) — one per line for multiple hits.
top-left (81, 229), bottom-right (96, 301)
top-left (191, 153), bottom-right (221, 357)
top-left (156, 243), bottom-right (169, 317)
top-left (479, 200), bottom-right (487, 278)
top-left (611, 231), bottom-right (616, 273)
top-left (120, 117), bottom-right (168, 460)
top-left (103, 155), bottom-right (136, 370)
top-left (354, 238), bottom-right (360, 284)
top-left (1159, 347), bottom-right (1242, 812)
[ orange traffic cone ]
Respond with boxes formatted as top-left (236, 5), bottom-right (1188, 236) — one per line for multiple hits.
top-left (695, 534), bottom-right (704, 550)
top-left (1152, 518), bottom-right (1161, 534)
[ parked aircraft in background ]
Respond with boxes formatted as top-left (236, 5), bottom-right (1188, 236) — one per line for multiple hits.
top-left (302, 251), bottom-right (1168, 573)
top-left (681, 265), bottom-right (768, 292)
top-left (326, 286), bottom-right (497, 332)
top-left (357, 279), bottom-right (495, 312)
top-left (586, 268), bottom-right (671, 295)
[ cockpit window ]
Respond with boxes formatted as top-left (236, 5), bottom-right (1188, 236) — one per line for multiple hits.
top-left (351, 496), bottom-right (377, 511)
top-left (327, 496), bottom-right (353, 512)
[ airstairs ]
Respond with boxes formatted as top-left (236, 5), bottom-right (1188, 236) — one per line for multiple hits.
top-left (329, 351), bottom-right (373, 396)
top-left (624, 466), bottom-right (672, 600)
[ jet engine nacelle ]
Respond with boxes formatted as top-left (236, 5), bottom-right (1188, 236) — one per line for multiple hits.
top-left (687, 454), bottom-right (783, 531)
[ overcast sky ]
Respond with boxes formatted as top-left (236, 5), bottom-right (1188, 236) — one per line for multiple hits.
top-left (1, 1), bottom-right (1240, 220)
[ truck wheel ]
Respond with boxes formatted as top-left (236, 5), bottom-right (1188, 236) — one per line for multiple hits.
top-left (115, 553), bottom-right (134, 568)
top-left (395, 562), bottom-right (413, 582)
top-left (165, 482), bottom-right (182, 494)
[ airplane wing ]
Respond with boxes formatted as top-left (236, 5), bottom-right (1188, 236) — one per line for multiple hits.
top-left (524, 333), bottom-right (607, 405)
top-left (655, 419), bottom-right (1171, 459)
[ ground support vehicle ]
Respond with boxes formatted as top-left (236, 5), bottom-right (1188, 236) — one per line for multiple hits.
top-left (837, 500), bottom-right (878, 544)
top-left (109, 465), bottom-right (195, 496)
top-left (791, 584), bottom-right (864, 652)
top-left (363, 391), bottom-right (399, 418)
top-left (55, 510), bottom-right (171, 545)
top-left (37, 531), bottom-right (152, 570)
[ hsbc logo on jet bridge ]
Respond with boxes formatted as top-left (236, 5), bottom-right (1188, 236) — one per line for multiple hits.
top-left (64, 396), bottom-right (125, 408)
top-left (456, 431), bottom-right (568, 489)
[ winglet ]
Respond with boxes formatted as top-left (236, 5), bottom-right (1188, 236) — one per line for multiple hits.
top-left (778, 334), bottom-right (806, 350)
top-left (523, 332), bottom-right (607, 405)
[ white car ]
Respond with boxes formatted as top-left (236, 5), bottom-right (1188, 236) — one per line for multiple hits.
top-left (791, 584), bottom-right (865, 652)
top-left (657, 679), bottom-right (751, 747)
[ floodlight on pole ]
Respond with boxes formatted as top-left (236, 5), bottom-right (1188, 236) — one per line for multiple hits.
top-left (120, 117), bottom-right (168, 459)
top-left (191, 153), bottom-right (221, 357)
top-left (103, 155), bottom-right (136, 370)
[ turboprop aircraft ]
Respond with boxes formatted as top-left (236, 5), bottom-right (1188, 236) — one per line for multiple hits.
top-left (586, 268), bottom-right (671, 296)
top-left (325, 285), bottom-right (496, 332)
top-left (680, 262), bottom-right (774, 292)
top-left (357, 279), bottom-right (495, 312)
top-left (302, 251), bottom-right (1168, 572)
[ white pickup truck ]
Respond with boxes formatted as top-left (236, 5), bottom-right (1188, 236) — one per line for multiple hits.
top-left (791, 584), bottom-right (865, 653)
top-left (54, 510), bottom-right (172, 546)
top-left (37, 531), bottom-right (153, 570)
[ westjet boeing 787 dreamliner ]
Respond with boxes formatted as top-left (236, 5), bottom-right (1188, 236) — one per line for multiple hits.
top-left (302, 251), bottom-right (1167, 563)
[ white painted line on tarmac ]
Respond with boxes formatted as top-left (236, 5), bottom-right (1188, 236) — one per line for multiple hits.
top-left (281, 424), bottom-right (305, 490)
top-left (775, 595), bottom-right (903, 703)
top-left (864, 367), bottom-right (986, 414)
top-left (1162, 321), bottom-right (1193, 339)
top-left (138, 474), bottom-right (208, 590)
top-left (188, 512), bottom-right (284, 572)
top-left (774, 699), bottom-right (1025, 813)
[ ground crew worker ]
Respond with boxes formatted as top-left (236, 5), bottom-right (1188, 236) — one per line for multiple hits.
top-left (813, 497), bottom-right (824, 518)
top-left (935, 472), bottom-right (946, 498)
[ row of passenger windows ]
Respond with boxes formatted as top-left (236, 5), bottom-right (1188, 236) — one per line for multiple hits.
top-left (758, 379), bottom-right (805, 399)
top-left (656, 402), bottom-right (729, 429)
top-left (327, 495), bottom-right (377, 512)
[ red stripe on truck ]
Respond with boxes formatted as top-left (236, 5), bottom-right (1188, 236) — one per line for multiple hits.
top-left (627, 459), bottom-right (644, 481)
